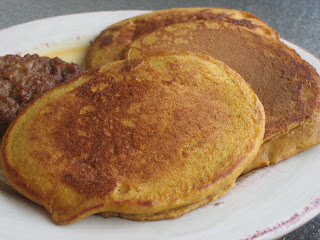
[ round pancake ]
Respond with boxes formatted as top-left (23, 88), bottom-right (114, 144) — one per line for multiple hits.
top-left (1, 51), bottom-right (265, 224)
top-left (125, 20), bottom-right (320, 173)
top-left (86, 7), bottom-right (279, 69)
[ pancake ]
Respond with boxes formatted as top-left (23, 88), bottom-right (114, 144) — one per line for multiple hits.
top-left (125, 21), bottom-right (320, 173)
top-left (1, 51), bottom-right (265, 224)
top-left (86, 7), bottom-right (279, 69)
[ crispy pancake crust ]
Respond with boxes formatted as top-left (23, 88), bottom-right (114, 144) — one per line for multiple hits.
top-left (86, 7), bottom-right (279, 69)
top-left (125, 21), bottom-right (320, 173)
top-left (100, 182), bottom-right (233, 221)
top-left (1, 51), bottom-right (265, 224)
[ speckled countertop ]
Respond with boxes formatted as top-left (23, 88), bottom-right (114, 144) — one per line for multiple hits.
top-left (0, 0), bottom-right (319, 239)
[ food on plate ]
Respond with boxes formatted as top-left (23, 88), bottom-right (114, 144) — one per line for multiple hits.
top-left (1, 51), bottom-right (265, 224)
top-left (0, 54), bottom-right (83, 137)
top-left (124, 20), bottom-right (320, 173)
top-left (86, 7), bottom-right (279, 69)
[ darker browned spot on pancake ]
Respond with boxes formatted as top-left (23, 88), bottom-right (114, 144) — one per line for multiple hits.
top-left (132, 10), bottom-right (257, 41)
top-left (98, 27), bottom-right (117, 45)
top-left (107, 25), bottom-right (123, 31)
top-left (227, 18), bottom-right (257, 28)
top-left (86, 67), bottom-right (101, 74)
top-left (196, 9), bottom-right (257, 29)
top-left (113, 199), bottom-right (154, 207)
top-left (100, 22), bottom-right (134, 47)
top-left (101, 35), bottom-right (113, 46)
top-left (64, 171), bottom-right (117, 197)
top-left (138, 200), bottom-right (154, 206)
top-left (121, 58), bottom-right (144, 72)
top-left (163, 79), bottom-right (174, 85)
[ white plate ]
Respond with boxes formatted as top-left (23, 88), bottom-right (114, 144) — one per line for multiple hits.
top-left (0, 10), bottom-right (320, 240)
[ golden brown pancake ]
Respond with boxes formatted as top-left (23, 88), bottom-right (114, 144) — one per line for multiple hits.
top-left (125, 21), bottom-right (320, 173)
top-left (1, 51), bottom-right (265, 224)
top-left (86, 7), bottom-right (279, 69)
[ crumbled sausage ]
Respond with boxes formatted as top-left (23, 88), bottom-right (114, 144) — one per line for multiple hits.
top-left (0, 54), bottom-right (83, 136)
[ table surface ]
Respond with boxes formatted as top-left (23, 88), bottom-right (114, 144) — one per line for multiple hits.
top-left (0, 0), bottom-right (319, 239)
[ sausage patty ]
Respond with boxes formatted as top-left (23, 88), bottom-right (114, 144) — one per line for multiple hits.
top-left (0, 54), bottom-right (83, 137)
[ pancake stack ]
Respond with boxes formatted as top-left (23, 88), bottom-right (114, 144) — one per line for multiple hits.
top-left (88, 8), bottom-right (320, 174)
top-left (1, 51), bottom-right (264, 224)
top-left (1, 7), bottom-right (320, 225)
